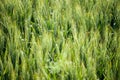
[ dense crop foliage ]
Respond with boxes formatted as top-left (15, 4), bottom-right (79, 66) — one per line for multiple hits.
top-left (0, 0), bottom-right (120, 80)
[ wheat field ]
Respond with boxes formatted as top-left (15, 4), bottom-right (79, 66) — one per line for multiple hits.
top-left (0, 0), bottom-right (120, 80)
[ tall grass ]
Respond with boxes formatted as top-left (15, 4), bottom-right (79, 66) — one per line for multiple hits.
top-left (0, 0), bottom-right (120, 80)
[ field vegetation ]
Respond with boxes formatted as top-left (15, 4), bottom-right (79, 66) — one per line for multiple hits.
top-left (0, 0), bottom-right (120, 80)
